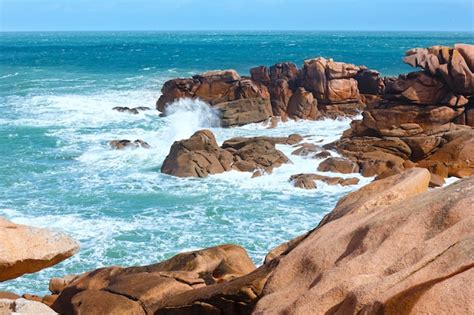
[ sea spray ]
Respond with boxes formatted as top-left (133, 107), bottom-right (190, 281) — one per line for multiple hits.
top-left (163, 98), bottom-right (221, 140)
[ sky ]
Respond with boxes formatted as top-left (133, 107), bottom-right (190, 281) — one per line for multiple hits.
top-left (0, 0), bottom-right (473, 32)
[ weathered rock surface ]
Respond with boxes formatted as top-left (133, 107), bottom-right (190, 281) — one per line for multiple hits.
top-left (255, 169), bottom-right (474, 314)
top-left (51, 245), bottom-right (256, 314)
top-left (109, 139), bottom-right (151, 150)
top-left (162, 130), bottom-right (293, 177)
top-left (214, 98), bottom-right (272, 127)
top-left (161, 130), bottom-right (233, 177)
top-left (0, 218), bottom-right (79, 281)
top-left (317, 157), bottom-right (360, 174)
top-left (286, 87), bottom-right (320, 120)
top-left (290, 173), bottom-right (360, 189)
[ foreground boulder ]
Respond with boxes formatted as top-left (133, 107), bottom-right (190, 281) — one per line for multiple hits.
top-left (51, 245), bottom-right (256, 314)
top-left (0, 218), bottom-right (79, 281)
top-left (255, 169), bottom-right (473, 314)
top-left (161, 130), bottom-right (293, 177)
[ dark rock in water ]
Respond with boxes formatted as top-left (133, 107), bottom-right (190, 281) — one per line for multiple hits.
top-left (290, 173), bottom-right (360, 189)
top-left (109, 139), bottom-right (150, 150)
top-left (112, 106), bottom-right (151, 114)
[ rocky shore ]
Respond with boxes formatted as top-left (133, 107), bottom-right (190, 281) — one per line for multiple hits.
top-left (1, 44), bottom-right (473, 314)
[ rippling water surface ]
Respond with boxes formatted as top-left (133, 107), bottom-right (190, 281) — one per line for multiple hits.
top-left (1, 31), bottom-right (472, 294)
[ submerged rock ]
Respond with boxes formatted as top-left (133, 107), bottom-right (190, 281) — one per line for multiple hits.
top-left (109, 139), bottom-right (150, 150)
top-left (0, 218), bottom-right (79, 281)
top-left (112, 106), bottom-right (150, 114)
top-left (290, 173), bottom-right (360, 189)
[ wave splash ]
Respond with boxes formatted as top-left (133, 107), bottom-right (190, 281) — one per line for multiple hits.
top-left (161, 98), bottom-right (220, 143)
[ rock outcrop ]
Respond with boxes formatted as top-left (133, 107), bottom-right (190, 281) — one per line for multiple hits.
top-left (161, 130), bottom-right (233, 177)
top-left (0, 218), bottom-right (79, 281)
top-left (156, 58), bottom-right (373, 124)
top-left (255, 169), bottom-right (473, 314)
top-left (161, 130), bottom-right (295, 177)
top-left (327, 44), bottom-right (474, 178)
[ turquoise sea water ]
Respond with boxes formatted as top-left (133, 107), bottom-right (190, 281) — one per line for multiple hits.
top-left (1, 31), bottom-right (473, 294)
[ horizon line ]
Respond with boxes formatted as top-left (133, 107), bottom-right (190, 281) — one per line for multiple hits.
top-left (1, 29), bottom-right (473, 33)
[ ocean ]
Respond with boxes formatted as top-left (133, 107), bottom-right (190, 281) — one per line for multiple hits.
top-left (1, 31), bottom-right (472, 294)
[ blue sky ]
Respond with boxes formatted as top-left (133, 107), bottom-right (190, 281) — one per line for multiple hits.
top-left (0, 0), bottom-right (473, 32)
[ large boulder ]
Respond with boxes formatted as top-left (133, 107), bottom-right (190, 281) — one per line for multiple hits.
top-left (161, 130), bottom-right (233, 178)
top-left (0, 218), bottom-right (79, 281)
top-left (301, 57), bottom-right (361, 104)
top-left (214, 98), bottom-right (272, 127)
top-left (286, 87), bottom-right (320, 120)
top-left (51, 245), bottom-right (256, 314)
top-left (222, 137), bottom-right (290, 174)
top-left (255, 170), bottom-right (474, 314)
